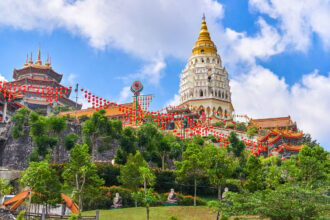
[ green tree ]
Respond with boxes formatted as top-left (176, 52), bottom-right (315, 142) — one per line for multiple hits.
top-left (261, 156), bottom-right (282, 189)
top-left (175, 143), bottom-right (204, 206)
top-left (244, 155), bottom-right (264, 192)
top-left (235, 122), bottom-right (247, 131)
top-left (157, 135), bottom-right (175, 170)
top-left (115, 127), bottom-right (137, 164)
top-left (11, 108), bottom-right (30, 139)
top-left (202, 145), bottom-right (238, 200)
top-left (282, 145), bottom-right (329, 189)
top-left (62, 144), bottom-right (104, 211)
top-left (29, 114), bottom-right (58, 160)
top-left (228, 131), bottom-right (245, 158)
top-left (119, 151), bottom-right (146, 192)
top-left (246, 125), bottom-right (259, 138)
top-left (208, 186), bottom-right (328, 220)
top-left (138, 166), bottom-right (156, 220)
top-left (82, 110), bottom-right (114, 161)
top-left (48, 116), bottom-right (67, 163)
top-left (137, 123), bottom-right (162, 162)
top-left (20, 159), bottom-right (61, 212)
top-left (119, 151), bottom-right (151, 207)
top-left (64, 133), bottom-right (79, 151)
top-left (0, 178), bottom-right (13, 198)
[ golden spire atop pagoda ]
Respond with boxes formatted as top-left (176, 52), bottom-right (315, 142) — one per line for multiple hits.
top-left (192, 14), bottom-right (217, 55)
top-left (35, 47), bottom-right (42, 65)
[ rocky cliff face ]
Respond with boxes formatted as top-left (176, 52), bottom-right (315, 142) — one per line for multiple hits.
top-left (0, 122), bottom-right (118, 170)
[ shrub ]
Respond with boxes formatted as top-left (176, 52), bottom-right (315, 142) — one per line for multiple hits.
top-left (101, 186), bottom-right (135, 208)
top-left (177, 194), bottom-right (206, 206)
top-left (154, 169), bottom-right (176, 193)
top-left (96, 163), bottom-right (120, 186)
top-left (161, 192), bottom-right (206, 206)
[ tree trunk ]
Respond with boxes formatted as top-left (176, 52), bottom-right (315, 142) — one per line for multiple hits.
top-left (146, 204), bottom-right (150, 220)
top-left (218, 184), bottom-right (222, 200)
top-left (194, 177), bottom-right (197, 206)
top-left (79, 193), bottom-right (83, 212)
top-left (161, 155), bottom-right (165, 170)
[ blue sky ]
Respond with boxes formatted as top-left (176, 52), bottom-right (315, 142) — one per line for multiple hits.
top-left (0, 0), bottom-right (329, 149)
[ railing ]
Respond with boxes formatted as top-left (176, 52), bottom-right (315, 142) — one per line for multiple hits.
top-left (0, 209), bottom-right (99, 220)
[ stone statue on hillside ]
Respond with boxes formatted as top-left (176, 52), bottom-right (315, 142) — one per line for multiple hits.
top-left (166, 188), bottom-right (178, 204)
top-left (112, 192), bottom-right (123, 208)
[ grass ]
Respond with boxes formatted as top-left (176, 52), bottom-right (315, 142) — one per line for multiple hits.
top-left (83, 206), bottom-right (217, 220)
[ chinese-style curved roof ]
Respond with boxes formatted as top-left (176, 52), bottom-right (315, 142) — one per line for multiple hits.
top-left (281, 143), bottom-right (304, 151)
top-left (268, 134), bottom-right (281, 144)
top-left (271, 128), bottom-right (304, 139)
top-left (13, 66), bottom-right (63, 82)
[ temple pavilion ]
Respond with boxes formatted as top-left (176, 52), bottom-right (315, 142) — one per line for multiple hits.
top-left (252, 116), bottom-right (305, 158)
top-left (8, 49), bottom-right (81, 114)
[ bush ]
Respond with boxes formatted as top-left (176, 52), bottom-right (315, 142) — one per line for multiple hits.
top-left (161, 192), bottom-right (206, 206)
top-left (101, 186), bottom-right (135, 208)
top-left (154, 169), bottom-right (176, 193)
top-left (177, 194), bottom-right (206, 206)
top-left (96, 163), bottom-right (120, 186)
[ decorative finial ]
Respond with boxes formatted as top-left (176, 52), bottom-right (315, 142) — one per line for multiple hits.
top-left (45, 53), bottom-right (50, 67)
top-left (29, 52), bottom-right (33, 64)
top-left (24, 54), bottom-right (28, 66)
top-left (202, 13), bottom-right (205, 20)
top-left (36, 46), bottom-right (42, 65)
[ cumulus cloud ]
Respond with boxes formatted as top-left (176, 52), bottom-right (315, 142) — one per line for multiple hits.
top-left (0, 0), bottom-right (223, 59)
top-left (165, 93), bottom-right (180, 107)
top-left (117, 86), bottom-right (132, 104)
top-left (231, 67), bottom-right (330, 149)
top-left (249, 0), bottom-right (330, 50)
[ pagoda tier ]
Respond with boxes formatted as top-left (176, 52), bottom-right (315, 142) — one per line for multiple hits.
top-left (13, 65), bottom-right (62, 82)
top-left (10, 78), bottom-right (73, 97)
top-left (7, 48), bottom-right (81, 113)
top-left (22, 91), bottom-right (81, 109)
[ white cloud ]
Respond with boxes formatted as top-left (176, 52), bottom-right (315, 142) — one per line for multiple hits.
top-left (231, 66), bottom-right (330, 149)
top-left (220, 18), bottom-right (285, 67)
top-left (165, 93), bottom-right (180, 107)
top-left (249, 0), bottom-right (330, 50)
top-left (0, 74), bottom-right (7, 82)
top-left (0, 0), bottom-right (224, 59)
top-left (117, 86), bottom-right (131, 104)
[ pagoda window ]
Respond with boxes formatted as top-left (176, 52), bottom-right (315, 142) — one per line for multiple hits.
top-left (215, 90), bottom-right (217, 97)
top-left (217, 107), bottom-right (223, 117)
top-left (225, 93), bottom-right (228, 100)
top-left (208, 76), bottom-right (211, 82)
top-left (224, 110), bottom-right (228, 118)
top-left (201, 58), bottom-right (204, 63)
top-left (200, 90), bottom-right (203, 97)
top-left (206, 58), bottom-right (210, 63)
top-left (201, 49), bottom-right (204, 54)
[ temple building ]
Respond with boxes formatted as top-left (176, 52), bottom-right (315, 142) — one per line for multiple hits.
top-left (251, 116), bottom-right (297, 130)
top-left (254, 116), bottom-right (305, 158)
top-left (9, 49), bottom-right (81, 114)
top-left (178, 15), bottom-right (234, 120)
